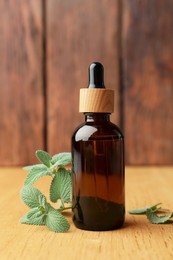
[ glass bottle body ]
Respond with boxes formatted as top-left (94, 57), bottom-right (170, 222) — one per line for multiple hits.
top-left (72, 113), bottom-right (125, 231)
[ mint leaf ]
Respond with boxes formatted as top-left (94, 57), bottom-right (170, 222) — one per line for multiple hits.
top-left (20, 208), bottom-right (46, 225)
top-left (146, 209), bottom-right (173, 224)
top-left (36, 150), bottom-right (52, 168)
top-left (128, 203), bottom-right (161, 215)
top-left (27, 207), bottom-right (44, 218)
top-left (23, 164), bottom-right (43, 171)
top-left (46, 205), bottom-right (70, 232)
top-left (24, 165), bottom-right (52, 185)
top-left (20, 185), bottom-right (46, 208)
top-left (50, 175), bottom-right (59, 203)
top-left (51, 152), bottom-right (71, 167)
top-left (50, 168), bottom-right (72, 203)
top-left (38, 194), bottom-right (47, 209)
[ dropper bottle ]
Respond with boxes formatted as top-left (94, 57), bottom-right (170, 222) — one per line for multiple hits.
top-left (72, 62), bottom-right (125, 231)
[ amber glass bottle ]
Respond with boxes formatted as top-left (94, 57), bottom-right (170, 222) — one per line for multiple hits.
top-left (72, 62), bottom-right (125, 231)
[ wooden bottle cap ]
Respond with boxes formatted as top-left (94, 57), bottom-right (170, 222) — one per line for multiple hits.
top-left (79, 88), bottom-right (114, 113)
top-left (79, 62), bottom-right (114, 113)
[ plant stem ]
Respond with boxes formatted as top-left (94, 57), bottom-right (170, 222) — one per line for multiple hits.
top-left (58, 206), bottom-right (72, 212)
top-left (60, 199), bottom-right (65, 208)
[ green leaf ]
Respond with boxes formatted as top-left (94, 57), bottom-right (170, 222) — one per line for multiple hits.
top-left (38, 194), bottom-right (47, 209)
top-left (20, 208), bottom-right (46, 225)
top-left (36, 150), bottom-right (52, 168)
top-left (50, 175), bottom-right (58, 203)
top-left (46, 205), bottom-right (70, 232)
top-left (23, 164), bottom-right (43, 171)
top-left (20, 185), bottom-right (46, 208)
top-left (27, 207), bottom-right (44, 218)
top-left (51, 152), bottom-right (71, 167)
top-left (146, 209), bottom-right (173, 224)
top-left (50, 168), bottom-right (72, 203)
top-left (128, 203), bottom-right (161, 215)
top-left (24, 165), bottom-right (52, 185)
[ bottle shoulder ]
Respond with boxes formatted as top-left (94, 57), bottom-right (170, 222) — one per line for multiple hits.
top-left (72, 121), bottom-right (123, 142)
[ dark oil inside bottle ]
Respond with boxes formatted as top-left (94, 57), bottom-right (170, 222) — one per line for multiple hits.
top-left (72, 114), bottom-right (125, 231)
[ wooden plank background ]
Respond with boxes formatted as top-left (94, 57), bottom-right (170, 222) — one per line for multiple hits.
top-left (46, 0), bottom-right (120, 155)
top-left (0, 0), bottom-right (173, 165)
top-left (123, 0), bottom-right (173, 164)
top-left (0, 0), bottom-right (44, 165)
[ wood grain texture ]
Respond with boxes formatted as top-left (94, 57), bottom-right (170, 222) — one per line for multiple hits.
top-left (79, 88), bottom-right (114, 113)
top-left (123, 0), bottom-right (173, 165)
top-left (0, 0), bottom-right (44, 165)
top-left (1, 167), bottom-right (173, 260)
top-left (47, 0), bottom-right (120, 154)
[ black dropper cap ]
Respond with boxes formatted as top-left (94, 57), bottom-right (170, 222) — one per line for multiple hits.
top-left (79, 62), bottom-right (114, 112)
top-left (88, 62), bottom-right (105, 88)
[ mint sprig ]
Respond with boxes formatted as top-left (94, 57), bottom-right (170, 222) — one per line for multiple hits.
top-left (128, 203), bottom-right (161, 215)
top-left (129, 203), bottom-right (173, 224)
top-left (20, 150), bottom-right (72, 232)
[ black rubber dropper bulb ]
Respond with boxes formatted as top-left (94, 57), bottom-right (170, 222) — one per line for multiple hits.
top-left (88, 62), bottom-right (105, 88)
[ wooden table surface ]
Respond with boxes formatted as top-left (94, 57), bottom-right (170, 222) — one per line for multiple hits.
top-left (0, 167), bottom-right (173, 260)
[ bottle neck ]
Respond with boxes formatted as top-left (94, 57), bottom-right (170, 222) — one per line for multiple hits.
top-left (84, 113), bottom-right (110, 123)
